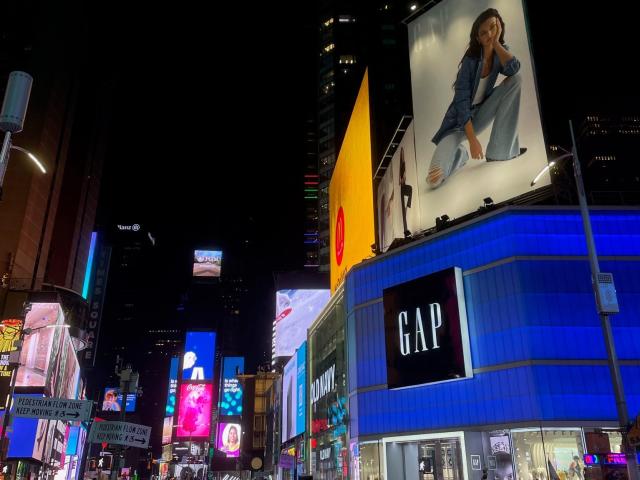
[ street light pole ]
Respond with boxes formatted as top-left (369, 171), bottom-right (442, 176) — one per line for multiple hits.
top-left (567, 120), bottom-right (639, 480)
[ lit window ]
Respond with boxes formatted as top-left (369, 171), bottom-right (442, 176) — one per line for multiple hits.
top-left (323, 18), bottom-right (334, 27)
top-left (339, 55), bottom-right (356, 64)
top-left (323, 43), bottom-right (335, 53)
top-left (338, 15), bottom-right (355, 23)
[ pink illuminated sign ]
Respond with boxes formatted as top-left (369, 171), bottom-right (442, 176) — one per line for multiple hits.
top-left (176, 384), bottom-right (213, 438)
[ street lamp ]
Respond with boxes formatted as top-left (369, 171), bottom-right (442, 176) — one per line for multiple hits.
top-left (532, 121), bottom-right (639, 480)
top-left (8, 145), bottom-right (46, 174)
top-left (0, 320), bottom-right (71, 463)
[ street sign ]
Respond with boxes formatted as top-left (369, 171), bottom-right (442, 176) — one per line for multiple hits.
top-left (13, 397), bottom-right (92, 422)
top-left (89, 421), bottom-right (151, 449)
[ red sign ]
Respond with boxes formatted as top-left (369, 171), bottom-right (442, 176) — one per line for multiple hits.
top-left (335, 207), bottom-right (345, 266)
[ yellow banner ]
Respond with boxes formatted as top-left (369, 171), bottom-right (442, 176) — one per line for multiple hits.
top-left (329, 70), bottom-right (375, 292)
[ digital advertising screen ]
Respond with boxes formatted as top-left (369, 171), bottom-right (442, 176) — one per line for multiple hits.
top-left (216, 423), bottom-right (241, 458)
top-left (162, 417), bottom-right (173, 445)
top-left (407, 0), bottom-right (549, 231)
top-left (219, 356), bottom-right (244, 416)
top-left (176, 383), bottom-right (213, 438)
top-left (102, 387), bottom-right (137, 412)
top-left (183, 331), bottom-right (216, 381)
top-left (273, 290), bottom-right (329, 359)
top-left (192, 250), bottom-right (223, 277)
top-left (165, 356), bottom-right (179, 416)
top-left (383, 267), bottom-right (472, 389)
top-left (281, 342), bottom-right (306, 443)
top-left (16, 303), bottom-right (64, 388)
top-left (0, 318), bottom-right (23, 386)
top-left (329, 71), bottom-right (375, 293)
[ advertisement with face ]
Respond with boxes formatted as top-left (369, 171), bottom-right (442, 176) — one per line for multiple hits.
top-left (217, 423), bottom-right (241, 458)
top-left (17, 303), bottom-right (64, 388)
top-left (273, 290), bottom-right (329, 359)
top-left (183, 331), bottom-right (216, 381)
top-left (329, 71), bottom-right (375, 293)
top-left (489, 432), bottom-right (514, 480)
top-left (408, 0), bottom-right (549, 230)
top-left (377, 122), bottom-right (420, 252)
top-left (192, 250), bottom-right (223, 277)
top-left (176, 383), bottom-right (213, 438)
top-left (165, 356), bottom-right (179, 416)
top-left (219, 356), bottom-right (244, 416)
top-left (102, 387), bottom-right (137, 412)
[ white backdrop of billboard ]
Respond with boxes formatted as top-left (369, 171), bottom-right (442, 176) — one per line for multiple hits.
top-left (407, 0), bottom-right (549, 230)
top-left (378, 122), bottom-right (421, 252)
top-left (272, 289), bottom-right (329, 359)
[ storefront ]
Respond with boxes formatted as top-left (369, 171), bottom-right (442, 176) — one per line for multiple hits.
top-left (344, 208), bottom-right (640, 480)
top-left (308, 291), bottom-right (350, 480)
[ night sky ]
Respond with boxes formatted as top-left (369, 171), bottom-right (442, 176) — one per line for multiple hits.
top-left (78, 1), bottom-right (637, 369)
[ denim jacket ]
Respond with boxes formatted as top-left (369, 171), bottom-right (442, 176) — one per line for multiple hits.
top-left (432, 46), bottom-right (520, 145)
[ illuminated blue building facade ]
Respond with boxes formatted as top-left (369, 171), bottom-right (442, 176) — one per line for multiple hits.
top-left (343, 208), bottom-right (640, 480)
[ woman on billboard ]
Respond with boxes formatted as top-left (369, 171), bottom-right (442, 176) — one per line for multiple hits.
top-left (428, 8), bottom-right (526, 188)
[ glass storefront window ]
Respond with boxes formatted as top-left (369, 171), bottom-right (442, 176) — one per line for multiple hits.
top-left (512, 429), bottom-right (585, 480)
top-left (356, 441), bottom-right (382, 480)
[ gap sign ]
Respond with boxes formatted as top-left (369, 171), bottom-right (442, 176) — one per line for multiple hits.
top-left (14, 397), bottom-right (92, 422)
top-left (89, 421), bottom-right (151, 449)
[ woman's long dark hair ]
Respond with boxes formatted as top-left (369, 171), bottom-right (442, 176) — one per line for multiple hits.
top-left (463, 8), bottom-right (505, 59)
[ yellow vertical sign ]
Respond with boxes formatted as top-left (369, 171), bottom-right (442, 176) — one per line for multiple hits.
top-left (329, 70), bottom-right (375, 293)
top-left (0, 318), bottom-right (23, 379)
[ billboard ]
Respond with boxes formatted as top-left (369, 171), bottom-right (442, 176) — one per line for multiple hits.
top-left (406, 0), bottom-right (549, 231)
top-left (102, 387), bottom-right (137, 412)
top-left (377, 122), bottom-right (421, 252)
top-left (16, 303), bottom-right (64, 389)
top-left (219, 356), bottom-right (244, 416)
top-left (383, 267), bottom-right (472, 389)
top-left (216, 423), bottom-right (241, 458)
top-left (162, 417), bottom-right (173, 445)
top-left (165, 356), bottom-right (179, 416)
top-left (176, 383), bottom-right (213, 438)
top-left (273, 290), bottom-right (329, 360)
top-left (0, 318), bottom-right (23, 384)
top-left (329, 70), bottom-right (375, 292)
top-left (192, 250), bottom-right (222, 277)
top-left (183, 331), bottom-right (216, 381)
top-left (281, 342), bottom-right (306, 443)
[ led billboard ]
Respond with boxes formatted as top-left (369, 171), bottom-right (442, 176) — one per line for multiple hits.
top-left (165, 356), bottom-right (179, 416)
top-left (216, 423), bottom-right (241, 458)
top-left (192, 250), bottom-right (222, 277)
top-left (16, 303), bottom-right (64, 389)
top-left (406, 0), bottom-right (549, 231)
top-left (0, 318), bottom-right (22, 384)
top-left (219, 357), bottom-right (244, 416)
top-left (162, 417), bottom-right (173, 445)
top-left (273, 290), bottom-right (329, 360)
top-left (183, 331), bottom-right (216, 381)
top-left (102, 387), bottom-right (137, 412)
top-left (329, 71), bottom-right (375, 292)
top-left (176, 383), bottom-right (213, 438)
top-left (281, 342), bottom-right (306, 443)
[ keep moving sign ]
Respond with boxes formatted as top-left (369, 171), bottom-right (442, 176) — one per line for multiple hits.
top-left (14, 397), bottom-right (93, 422)
top-left (89, 421), bottom-right (151, 449)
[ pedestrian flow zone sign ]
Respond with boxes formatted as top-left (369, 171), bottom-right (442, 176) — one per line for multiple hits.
top-left (14, 397), bottom-right (93, 422)
top-left (89, 421), bottom-right (151, 449)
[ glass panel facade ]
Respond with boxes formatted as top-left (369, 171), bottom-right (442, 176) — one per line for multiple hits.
top-left (310, 295), bottom-right (349, 479)
top-left (512, 429), bottom-right (585, 480)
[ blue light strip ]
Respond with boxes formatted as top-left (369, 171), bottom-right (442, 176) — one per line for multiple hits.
top-left (82, 232), bottom-right (97, 299)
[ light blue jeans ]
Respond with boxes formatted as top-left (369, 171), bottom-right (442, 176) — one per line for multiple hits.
top-left (428, 73), bottom-right (522, 188)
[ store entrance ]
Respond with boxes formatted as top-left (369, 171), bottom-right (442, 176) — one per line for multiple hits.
top-left (419, 439), bottom-right (464, 480)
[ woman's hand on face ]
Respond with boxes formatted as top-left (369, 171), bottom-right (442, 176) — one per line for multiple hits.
top-left (492, 18), bottom-right (502, 46)
top-left (469, 137), bottom-right (484, 160)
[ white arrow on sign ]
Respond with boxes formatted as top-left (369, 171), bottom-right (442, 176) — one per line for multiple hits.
top-left (13, 396), bottom-right (92, 422)
top-left (89, 421), bottom-right (151, 449)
